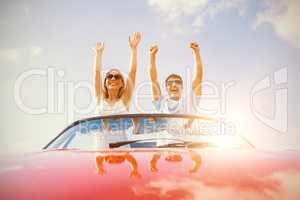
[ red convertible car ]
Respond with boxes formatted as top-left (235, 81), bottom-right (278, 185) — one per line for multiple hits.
top-left (0, 114), bottom-right (300, 200)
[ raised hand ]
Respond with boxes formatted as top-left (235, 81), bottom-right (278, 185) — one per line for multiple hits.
top-left (95, 42), bottom-right (105, 54)
top-left (150, 45), bottom-right (158, 56)
top-left (129, 32), bottom-right (141, 49)
top-left (190, 42), bottom-right (200, 52)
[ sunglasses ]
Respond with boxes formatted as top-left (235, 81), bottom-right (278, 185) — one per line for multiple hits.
top-left (167, 80), bottom-right (182, 86)
top-left (106, 74), bottom-right (122, 80)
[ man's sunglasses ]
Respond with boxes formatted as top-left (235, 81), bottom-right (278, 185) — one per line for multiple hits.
top-left (106, 74), bottom-right (122, 80)
top-left (167, 80), bottom-right (182, 86)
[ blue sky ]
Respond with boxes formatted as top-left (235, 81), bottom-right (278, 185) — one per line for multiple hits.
top-left (0, 0), bottom-right (300, 154)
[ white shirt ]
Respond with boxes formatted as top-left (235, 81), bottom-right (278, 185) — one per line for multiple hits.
top-left (96, 99), bottom-right (129, 148)
top-left (97, 99), bottom-right (128, 115)
top-left (152, 92), bottom-right (200, 114)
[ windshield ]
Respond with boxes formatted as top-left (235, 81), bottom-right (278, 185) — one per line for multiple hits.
top-left (44, 114), bottom-right (253, 150)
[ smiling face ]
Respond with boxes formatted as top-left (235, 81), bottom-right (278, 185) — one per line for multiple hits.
top-left (165, 75), bottom-right (183, 100)
top-left (105, 69), bottom-right (124, 91)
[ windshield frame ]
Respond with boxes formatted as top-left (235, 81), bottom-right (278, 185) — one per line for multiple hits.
top-left (43, 113), bottom-right (249, 150)
top-left (43, 113), bottom-right (215, 149)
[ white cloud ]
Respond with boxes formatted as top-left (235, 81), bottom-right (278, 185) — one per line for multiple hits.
top-left (148, 0), bottom-right (300, 48)
top-left (148, 0), bottom-right (247, 32)
top-left (253, 0), bottom-right (300, 48)
top-left (0, 46), bottom-right (43, 64)
top-left (148, 0), bottom-right (208, 20)
top-left (192, 15), bottom-right (204, 30)
top-left (147, 0), bottom-right (209, 36)
top-left (206, 0), bottom-right (246, 18)
top-left (30, 46), bottom-right (43, 57)
top-left (0, 48), bottom-right (20, 64)
top-left (193, 0), bottom-right (247, 32)
top-left (133, 170), bottom-right (300, 200)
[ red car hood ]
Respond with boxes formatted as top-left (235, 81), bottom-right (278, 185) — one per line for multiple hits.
top-left (1, 148), bottom-right (300, 200)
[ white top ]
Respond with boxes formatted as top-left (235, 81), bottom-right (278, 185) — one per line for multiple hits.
top-left (96, 98), bottom-right (129, 148)
top-left (152, 92), bottom-right (200, 114)
top-left (152, 92), bottom-right (201, 145)
top-left (96, 99), bottom-right (128, 115)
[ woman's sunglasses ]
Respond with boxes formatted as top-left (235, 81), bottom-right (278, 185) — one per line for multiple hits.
top-left (106, 74), bottom-right (122, 80)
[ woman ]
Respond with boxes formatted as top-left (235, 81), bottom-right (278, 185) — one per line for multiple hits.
top-left (94, 32), bottom-right (141, 115)
top-left (94, 32), bottom-right (141, 143)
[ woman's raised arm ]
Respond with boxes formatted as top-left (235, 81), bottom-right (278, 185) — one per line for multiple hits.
top-left (94, 42), bottom-right (105, 102)
top-left (122, 32), bottom-right (141, 106)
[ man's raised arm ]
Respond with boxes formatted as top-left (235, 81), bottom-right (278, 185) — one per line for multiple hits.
top-left (148, 45), bottom-right (161, 101)
top-left (190, 42), bottom-right (203, 96)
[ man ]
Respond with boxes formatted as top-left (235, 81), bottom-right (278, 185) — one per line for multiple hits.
top-left (148, 42), bottom-right (203, 114)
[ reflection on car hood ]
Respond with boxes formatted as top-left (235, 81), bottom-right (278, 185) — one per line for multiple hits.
top-left (1, 149), bottom-right (300, 200)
